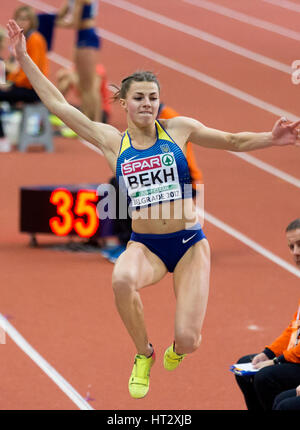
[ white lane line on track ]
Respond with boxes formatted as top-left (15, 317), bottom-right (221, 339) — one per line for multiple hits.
top-left (20, 0), bottom-right (56, 13)
top-left (23, 0), bottom-right (299, 120)
top-left (101, 0), bottom-right (291, 74)
top-left (262, 0), bottom-right (300, 13)
top-left (203, 211), bottom-right (300, 279)
top-left (229, 152), bottom-right (300, 188)
top-left (99, 28), bottom-right (299, 121)
top-left (48, 51), bottom-right (72, 69)
top-left (0, 314), bottom-right (94, 410)
top-left (183, 0), bottom-right (300, 41)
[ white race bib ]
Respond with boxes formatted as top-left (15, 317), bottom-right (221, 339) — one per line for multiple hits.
top-left (121, 153), bottom-right (182, 208)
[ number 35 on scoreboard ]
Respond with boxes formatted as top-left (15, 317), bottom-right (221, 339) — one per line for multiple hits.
top-left (20, 185), bottom-right (113, 239)
top-left (49, 189), bottom-right (99, 237)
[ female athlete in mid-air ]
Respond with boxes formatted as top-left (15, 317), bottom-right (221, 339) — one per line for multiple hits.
top-left (7, 18), bottom-right (300, 399)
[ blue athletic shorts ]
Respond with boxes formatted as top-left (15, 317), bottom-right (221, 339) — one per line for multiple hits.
top-left (76, 28), bottom-right (100, 48)
top-left (130, 223), bottom-right (206, 272)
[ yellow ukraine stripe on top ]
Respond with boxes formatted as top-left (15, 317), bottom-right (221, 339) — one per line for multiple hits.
top-left (119, 121), bottom-right (173, 157)
top-left (119, 131), bottom-right (131, 156)
top-left (155, 120), bottom-right (174, 143)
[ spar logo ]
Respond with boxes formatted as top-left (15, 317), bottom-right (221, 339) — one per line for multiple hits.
top-left (162, 154), bottom-right (174, 166)
top-left (122, 155), bottom-right (162, 176)
top-left (122, 152), bottom-right (178, 191)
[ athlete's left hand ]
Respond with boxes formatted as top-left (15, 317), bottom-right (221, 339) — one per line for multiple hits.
top-left (272, 117), bottom-right (300, 146)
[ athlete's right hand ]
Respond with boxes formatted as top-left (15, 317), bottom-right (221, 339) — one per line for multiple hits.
top-left (6, 20), bottom-right (27, 60)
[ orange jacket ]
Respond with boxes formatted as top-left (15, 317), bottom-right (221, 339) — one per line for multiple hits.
top-left (266, 302), bottom-right (300, 363)
top-left (96, 64), bottom-right (111, 115)
top-left (158, 104), bottom-right (203, 189)
top-left (7, 31), bottom-right (48, 89)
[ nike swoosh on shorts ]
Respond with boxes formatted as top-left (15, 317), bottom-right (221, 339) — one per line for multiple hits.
top-left (182, 233), bottom-right (197, 244)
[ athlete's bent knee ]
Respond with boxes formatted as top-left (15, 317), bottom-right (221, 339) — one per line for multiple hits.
top-left (111, 272), bottom-right (137, 298)
top-left (175, 331), bottom-right (202, 354)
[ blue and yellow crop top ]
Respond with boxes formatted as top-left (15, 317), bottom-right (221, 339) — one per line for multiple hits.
top-left (116, 120), bottom-right (192, 209)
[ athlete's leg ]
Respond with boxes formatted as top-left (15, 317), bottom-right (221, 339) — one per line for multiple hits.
top-left (172, 238), bottom-right (210, 355)
top-left (112, 241), bottom-right (167, 357)
top-left (56, 68), bottom-right (77, 96)
top-left (74, 47), bottom-right (101, 122)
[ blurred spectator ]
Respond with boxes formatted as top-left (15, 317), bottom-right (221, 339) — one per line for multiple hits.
top-left (0, 6), bottom-right (48, 151)
top-left (234, 218), bottom-right (300, 411)
top-left (0, 26), bottom-right (7, 61)
top-left (51, 63), bottom-right (110, 137)
top-left (56, 1), bottom-right (101, 122)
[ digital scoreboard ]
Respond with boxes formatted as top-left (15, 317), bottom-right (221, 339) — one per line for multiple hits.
top-left (20, 184), bottom-right (114, 240)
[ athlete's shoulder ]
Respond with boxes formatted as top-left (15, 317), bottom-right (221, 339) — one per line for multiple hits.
top-left (93, 122), bottom-right (122, 152)
top-left (159, 116), bottom-right (204, 135)
top-left (95, 122), bottom-right (122, 135)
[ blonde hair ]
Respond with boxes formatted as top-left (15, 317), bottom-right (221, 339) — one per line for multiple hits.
top-left (14, 6), bottom-right (39, 31)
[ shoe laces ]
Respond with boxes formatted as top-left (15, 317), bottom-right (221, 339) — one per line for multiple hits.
top-left (133, 354), bottom-right (153, 379)
top-left (175, 353), bottom-right (185, 363)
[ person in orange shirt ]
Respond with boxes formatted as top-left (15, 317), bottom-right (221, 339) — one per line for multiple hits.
top-left (0, 6), bottom-right (48, 148)
top-left (234, 218), bottom-right (300, 410)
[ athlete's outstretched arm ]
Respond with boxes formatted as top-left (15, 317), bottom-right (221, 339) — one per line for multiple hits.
top-left (6, 19), bottom-right (120, 156)
top-left (171, 116), bottom-right (300, 152)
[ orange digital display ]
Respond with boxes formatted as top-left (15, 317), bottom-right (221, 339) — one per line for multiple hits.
top-left (73, 190), bottom-right (99, 238)
top-left (49, 189), bottom-right (99, 238)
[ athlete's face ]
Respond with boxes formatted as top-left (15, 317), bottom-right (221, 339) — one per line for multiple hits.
top-left (286, 228), bottom-right (300, 267)
top-left (121, 81), bottom-right (160, 125)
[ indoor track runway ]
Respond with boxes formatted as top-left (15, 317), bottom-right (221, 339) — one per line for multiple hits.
top-left (0, 0), bottom-right (299, 411)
